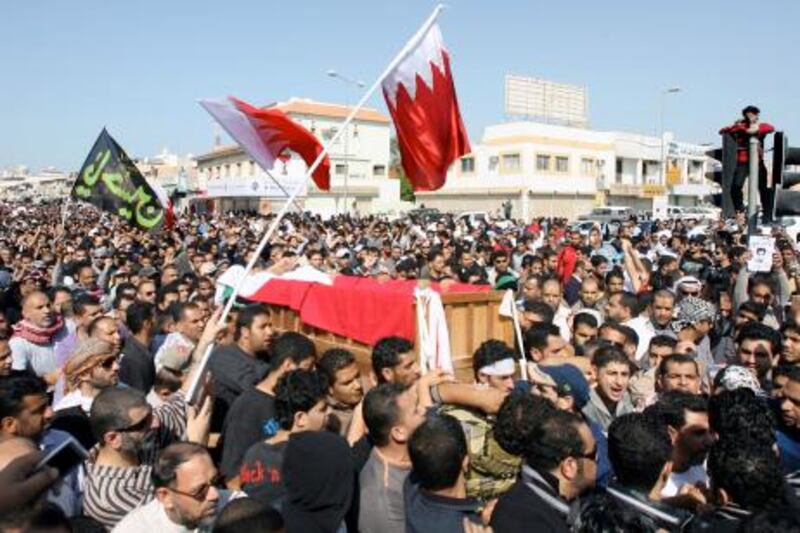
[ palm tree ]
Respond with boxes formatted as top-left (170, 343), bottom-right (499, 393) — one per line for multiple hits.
top-left (390, 136), bottom-right (415, 202)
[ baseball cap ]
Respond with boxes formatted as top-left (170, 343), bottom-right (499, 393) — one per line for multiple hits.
top-left (157, 345), bottom-right (193, 373)
top-left (539, 364), bottom-right (591, 409)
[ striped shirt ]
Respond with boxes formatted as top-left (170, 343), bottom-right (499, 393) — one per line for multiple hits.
top-left (83, 391), bottom-right (187, 529)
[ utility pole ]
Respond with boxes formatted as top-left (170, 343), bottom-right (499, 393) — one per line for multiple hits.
top-left (747, 136), bottom-right (759, 236)
top-left (327, 69), bottom-right (365, 214)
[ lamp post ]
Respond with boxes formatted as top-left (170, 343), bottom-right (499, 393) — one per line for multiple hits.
top-left (659, 86), bottom-right (682, 188)
top-left (327, 69), bottom-right (365, 214)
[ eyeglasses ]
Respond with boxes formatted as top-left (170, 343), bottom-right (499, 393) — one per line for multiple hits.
top-left (577, 445), bottom-right (598, 462)
top-left (100, 356), bottom-right (118, 370)
top-left (168, 474), bottom-right (222, 501)
top-left (117, 411), bottom-right (153, 433)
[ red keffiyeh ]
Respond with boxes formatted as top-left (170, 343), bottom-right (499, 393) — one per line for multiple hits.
top-left (12, 316), bottom-right (65, 345)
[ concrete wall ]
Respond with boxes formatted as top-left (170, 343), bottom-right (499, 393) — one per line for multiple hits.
top-left (418, 192), bottom-right (595, 220)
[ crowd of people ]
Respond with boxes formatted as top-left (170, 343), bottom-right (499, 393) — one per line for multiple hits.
top-left (1, 199), bottom-right (800, 532)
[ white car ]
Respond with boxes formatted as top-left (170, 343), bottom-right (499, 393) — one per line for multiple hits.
top-left (577, 206), bottom-right (633, 224)
top-left (683, 206), bottom-right (721, 222)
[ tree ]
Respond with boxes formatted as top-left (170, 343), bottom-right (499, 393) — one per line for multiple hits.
top-left (390, 136), bottom-right (415, 202)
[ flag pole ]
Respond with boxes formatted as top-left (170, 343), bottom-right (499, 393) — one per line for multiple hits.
top-left (263, 168), bottom-right (304, 212)
top-left (187, 4), bottom-right (447, 402)
top-left (60, 196), bottom-right (70, 232)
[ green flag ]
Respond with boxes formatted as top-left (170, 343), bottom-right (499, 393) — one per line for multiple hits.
top-left (71, 128), bottom-right (164, 231)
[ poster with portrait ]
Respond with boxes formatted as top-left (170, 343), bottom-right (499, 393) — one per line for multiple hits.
top-left (747, 235), bottom-right (775, 272)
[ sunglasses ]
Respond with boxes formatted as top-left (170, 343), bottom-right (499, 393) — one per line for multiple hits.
top-left (169, 474), bottom-right (223, 501)
top-left (100, 356), bottom-right (118, 370)
top-left (117, 411), bottom-right (153, 433)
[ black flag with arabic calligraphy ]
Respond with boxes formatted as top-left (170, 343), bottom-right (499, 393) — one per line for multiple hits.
top-left (71, 128), bottom-right (164, 231)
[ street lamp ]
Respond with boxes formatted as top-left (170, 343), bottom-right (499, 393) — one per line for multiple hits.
top-left (659, 86), bottom-right (682, 187)
top-left (327, 70), bottom-right (365, 215)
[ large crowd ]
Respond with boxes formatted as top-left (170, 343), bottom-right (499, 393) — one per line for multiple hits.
top-left (1, 199), bottom-right (800, 532)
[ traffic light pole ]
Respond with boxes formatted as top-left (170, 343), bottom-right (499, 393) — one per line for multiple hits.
top-left (747, 136), bottom-right (759, 236)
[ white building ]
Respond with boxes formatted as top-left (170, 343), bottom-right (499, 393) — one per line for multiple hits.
top-left (135, 149), bottom-right (197, 194)
top-left (193, 98), bottom-right (399, 215)
top-left (416, 121), bottom-right (717, 220)
top-left (0, 167), bottom-right (74, 202)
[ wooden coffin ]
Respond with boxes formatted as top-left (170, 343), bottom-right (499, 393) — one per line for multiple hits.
top-left (264, 290), bottom-right (515, 383)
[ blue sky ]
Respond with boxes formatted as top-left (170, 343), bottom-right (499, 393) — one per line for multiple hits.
top-left (2, 0), bottom-right (799, 172)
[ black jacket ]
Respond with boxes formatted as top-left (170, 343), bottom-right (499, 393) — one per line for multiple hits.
top-left (491, 465), bottom-right (571, 533)
top-left (119, 336), bottom-right (155, 393)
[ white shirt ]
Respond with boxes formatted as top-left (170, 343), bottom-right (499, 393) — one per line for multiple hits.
top-left (54, 389), bottom-right (95, 414)
top-left (554, 304), bottom-right (572, 342)
top-left (113, 490), bottom-right (240, 533)
top-left (660, 464), bottom-right (708, 498)
top-left (624, 315), bottom-right (655, 364)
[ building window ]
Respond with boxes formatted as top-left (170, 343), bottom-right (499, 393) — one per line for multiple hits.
top-left (501, 153), bottom-right (521, 172)
top-left (460, 157), bottom-right (475, 174)
top-left (615, 159), bottom-right (623, 184)
top-left (555, 156), bottom-right (569, 173)
top-left (581, 158), bottom-right (597, 177)
top-left (249, 160), bottom-right (256, 176)
top-left (536, 155), bottom-right (551, 172)
top-left (335, 164), bottom-right (347, 175)
top-left (373, 165), bottom-right (386, 176)
top-left (236, 162), bottom-right (242, 177)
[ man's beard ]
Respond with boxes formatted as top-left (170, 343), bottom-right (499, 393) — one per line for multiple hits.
top-left (120, 431), bottom-right (156, 460)
top-left (169, 503), bottom-right (216, 530)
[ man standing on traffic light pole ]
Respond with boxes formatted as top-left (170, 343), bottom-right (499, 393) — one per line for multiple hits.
top-left (719, 106), bottom-right (775, 223)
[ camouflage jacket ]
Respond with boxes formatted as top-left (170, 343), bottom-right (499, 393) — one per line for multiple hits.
top-left (439, 404), bottom-right (522, 501)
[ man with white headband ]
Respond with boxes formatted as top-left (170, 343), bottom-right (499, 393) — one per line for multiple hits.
top-left (474, 344), bottom-right (517, 393)
top-left (439, 340), bottom-right (521, 501)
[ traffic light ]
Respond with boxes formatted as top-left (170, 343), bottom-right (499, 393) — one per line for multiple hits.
top-left (705, 132), bottom-right (737, 217)
top-left (772, 132), bottom-right (800, 217)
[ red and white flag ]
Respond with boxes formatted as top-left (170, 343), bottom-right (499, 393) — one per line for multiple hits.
top-left (382, 20), bottom-right (470, 191)
top-left (147, 179), bottom-right (175, 229)
top-left (199, 97), bottom-right (331, 190)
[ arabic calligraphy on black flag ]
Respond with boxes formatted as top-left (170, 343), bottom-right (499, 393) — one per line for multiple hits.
top-left (71, 128), bottom-right (164, 231)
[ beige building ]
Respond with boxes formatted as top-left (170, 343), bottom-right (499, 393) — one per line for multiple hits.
top-left (417, 121), bottom-right (613, 219)
top-left (0, 167), bottom-right (74, 202)
top-left (135, 149), bottom-right (197, 195)
top-left (194, 98), bottom-right (399, 215)
top-left (417, 121), bottom-right (715, 220)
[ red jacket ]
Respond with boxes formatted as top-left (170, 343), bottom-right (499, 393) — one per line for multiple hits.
top-left (556, 245), bottom-right (577, 286)
top-left (719, 121), bottom-right (774, 163)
